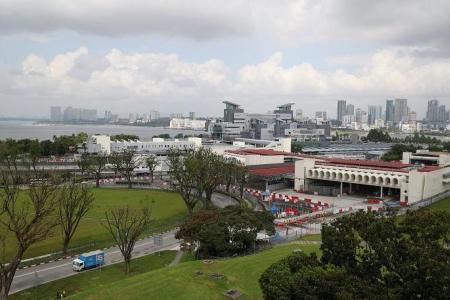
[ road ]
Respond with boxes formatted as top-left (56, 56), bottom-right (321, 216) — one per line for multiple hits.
top-left (10, 230), bottom-right (180, 294)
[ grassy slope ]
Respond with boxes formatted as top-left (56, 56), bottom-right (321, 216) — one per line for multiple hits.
top-left (4, 188), bottom-right (186, 259)
top-left (11, 250), bottom-right (177, 300)
top-left (71, 243), bottom-right (320, 300)
top-left (428, 196), bottom-right (450, 211)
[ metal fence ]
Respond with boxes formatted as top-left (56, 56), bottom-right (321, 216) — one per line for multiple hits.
top-left (408, 190), bottom-right (450, 210)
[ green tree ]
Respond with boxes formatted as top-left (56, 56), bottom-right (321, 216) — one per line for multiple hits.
top-left (291, 142), bottom-right (303, 153)
top-left (0, 167), bottom-right (58, 299)
top-left (176, 206), bottom-right (275, 258)
top-left (145, 155), bottom-right (158, 183)
top-left (110, 134), bottom-right (139, 141)
top-left (104, 206), bottom-right (152, 274)
top-left (113, 150), bottom-right (139, 189)
top-left (58, 182), bottom-right (94, 254)
top-left (89, 154), bottom-right (108, 188)
top-left (166, 150), bottom-right (199, 216)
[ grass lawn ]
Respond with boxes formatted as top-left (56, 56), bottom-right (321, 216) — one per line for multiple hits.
top-left (3, 188), bottom-right (187, 259)
top-left (428, 196), bottom-right (450, 211)
top-left (70, 243), bottom-right (321, 300)
top-left (11, 250), bottom-right (178, 300)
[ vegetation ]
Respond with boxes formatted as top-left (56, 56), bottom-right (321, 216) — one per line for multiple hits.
top-left (145, 155), bottom-right (158, 183)
top-left (110, 134), bottom-right (139, 141)
top-left (11, 251), bottom-right (178, 300)
top-left (1, 188), bottom-right (186, 260)
top-left (0, 133), bottom-right (88, 157)
top-left (58, 182), bottom-right (94, 255)
top-left (110, 150), bottom-right (139, 188)
top-left (365, 128), bottom-right (391, 142)
top-left (260, 210), bottom-right (450, 299)
top-left (381, 143), bottom-right (421, 161)
top-left (167, 148), bottom-right (248, 215)
top-left (429, 196), bottom-right (450, 211)
top-left (291, 142), bottom-right (303, 153)
top-left (104, 206), bottom-right (152, 274)
top-left (176, 206), bottom-right (275, 258)
top-left (0, 168), bottom-right (58, 298)
top-left (65, 243), bottom-right (320, 300)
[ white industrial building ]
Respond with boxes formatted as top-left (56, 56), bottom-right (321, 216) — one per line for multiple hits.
top-left (83, 135), bottom-right (202, 154)
top-left (223, 144), bottom-right (450, 206)
top-left (169, 118), bottom-right (206, 130)
top-left (295, 153), bottom-right (450, 206)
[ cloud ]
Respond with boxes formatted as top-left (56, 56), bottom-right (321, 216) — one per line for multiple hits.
top-left (1, 0), bottom-right (449, 49)
top-left (0, 0), bottom-right (253, 40)
top-left (1, 47), bottom-right (450, 117)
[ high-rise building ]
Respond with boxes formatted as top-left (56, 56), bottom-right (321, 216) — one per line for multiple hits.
top-left (189, 112), bottom-right (195, 120)
top-left (62, 107), bottom-right (97, 122)
top-left (438, 105), bottom-right (448, 122)
top-left (426, 99), bottom-right (439, 121)
top-left (337, 100), bottom-right (346, 122)
top-left (223, 101), bottom-right (243, 123)
top-left (394, 98), bottom-right (408, 123)
top-left (295, 109), bottom-right (304, 121)
top-left (368, 105), bottom-right (382, 125)
top-left (346, 104), bottom-right (354, 116)
top-left (274, 103), bottom-right (295, 121)
top-left (315, 111), bottom-right (327, 121)
top-left (408, 111), bottom-right (417, 124)
top-left (50, 106), bottom-right (62, 122)
top-left (385, 100), bottom-right (395, 123)
top-left (150, 110), bottom-right (160, 120)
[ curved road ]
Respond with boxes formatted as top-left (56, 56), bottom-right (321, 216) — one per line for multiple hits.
top-left (10, 230), bottom-right (179, 295)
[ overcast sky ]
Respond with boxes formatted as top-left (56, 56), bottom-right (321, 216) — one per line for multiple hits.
top-left (1, 0), bottom-right (450, 119)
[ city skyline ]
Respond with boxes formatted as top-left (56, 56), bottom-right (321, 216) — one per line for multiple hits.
top-left (45, 97), bottom-right (450, 122)
top-left (1, 1), bottom-right (450, 118)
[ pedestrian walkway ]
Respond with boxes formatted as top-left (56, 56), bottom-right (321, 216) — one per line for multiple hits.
top-left (169, 251), bottom-right (184, 267)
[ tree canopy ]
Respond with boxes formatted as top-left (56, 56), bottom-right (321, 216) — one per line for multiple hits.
top-left (260, 209), bottom-right (450, 299)
top-left (176, 206), bottom-right (275, 258)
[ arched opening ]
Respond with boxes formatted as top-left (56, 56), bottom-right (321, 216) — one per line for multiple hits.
top-left (351, 174), bottom-right (356, 181)
top-left (378, 177), bottom-right (384, 184)
top-left (344, 173), bottom-right (350, 181)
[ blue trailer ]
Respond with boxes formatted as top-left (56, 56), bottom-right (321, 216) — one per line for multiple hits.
top-left (72, 250), bottom-right (105, 271)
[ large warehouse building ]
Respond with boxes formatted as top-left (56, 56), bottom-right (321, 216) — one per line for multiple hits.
top-left (224, 147), bottom-right (450, 206)
top-left (295, 152), bottom-right (450, 205)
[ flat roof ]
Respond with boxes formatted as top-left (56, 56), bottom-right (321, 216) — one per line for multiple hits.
top-left (222, 101), bottom-right (241, 107)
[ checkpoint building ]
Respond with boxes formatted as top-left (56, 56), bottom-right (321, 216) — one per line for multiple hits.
top-left (295, 152), bottom-right (450, 206)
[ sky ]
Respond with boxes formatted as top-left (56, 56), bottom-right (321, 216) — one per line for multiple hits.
top-left (1, 0), bottom-right (450, 119)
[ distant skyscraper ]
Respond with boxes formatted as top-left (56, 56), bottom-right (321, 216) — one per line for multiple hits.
top-left (315, 111), bottom-right (327, 121)
top-left (385, 100), bottom-right (394, 123)
top-left (394, 98), bottom-right (408, 123)
top-left (346, 104), bottom-right (354, 116)
top-left (50, 106), bottom-right (62, 122)
top-left (295, 109), bottom-right (304, 121)
top-left (426, 99), bottom-right (439, 121)
top-left (150, 110), bottom-right (160, 120)
top-left (438, 105), bottom-right (448, 122)
top-left (368, 105), bottom-right (382, 125)
top-left (337, 100), bottom-right (346, 122)
top-left (189, 112), bottom-right (195, 120)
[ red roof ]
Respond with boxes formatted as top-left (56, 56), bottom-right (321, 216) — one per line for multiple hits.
top-left (317, 158), bottom-right (412, 169)
top-left (248, 164), bottom-right (294, 177)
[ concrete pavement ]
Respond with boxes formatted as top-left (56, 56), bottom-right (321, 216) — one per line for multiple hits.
top-left (10, 230), bottom-right (180, 294)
